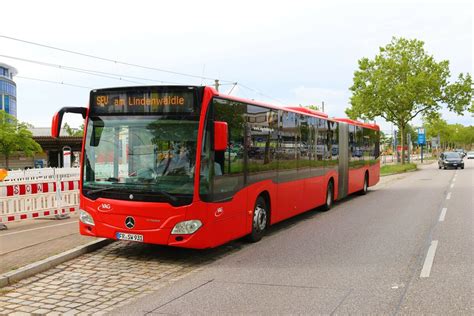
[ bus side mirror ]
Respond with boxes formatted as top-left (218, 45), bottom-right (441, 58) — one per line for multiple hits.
top-left (51, 107), bottom-right (87, 138)
top-left (214, 121), bottom-right (228, 151)
top-left (51, 112), bottom-right (62, 138)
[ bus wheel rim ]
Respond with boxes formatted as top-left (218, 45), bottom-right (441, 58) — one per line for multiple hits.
top-left (327, 186), bottom-right (332, 206)
top-left (254, 205), bottom-right (267, 232)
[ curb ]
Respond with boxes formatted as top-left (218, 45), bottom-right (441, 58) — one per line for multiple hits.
top-left (0, 238), bottom-right (113, 288)
top-left (381, 168), bottom-right (418, 177)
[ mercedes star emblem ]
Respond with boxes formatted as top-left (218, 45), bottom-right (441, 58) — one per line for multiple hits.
top-left (125, 216), bottom-right (135, 229)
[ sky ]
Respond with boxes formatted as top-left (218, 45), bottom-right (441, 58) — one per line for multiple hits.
top-left (1, 0), bottom-right (472, 135)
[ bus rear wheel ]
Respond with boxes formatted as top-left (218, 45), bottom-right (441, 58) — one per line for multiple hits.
top-left (247, 196), bottom-right (268, 243)
top-left (360, 172), bottom-right (369, 195)
top-left (321, 181), bottom-right (334, 212)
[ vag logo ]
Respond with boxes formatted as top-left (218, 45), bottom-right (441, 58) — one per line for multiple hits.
top-left (215, 207), bottom-right (224, 217)
top-left (98, 203), bottom-right (112, 212)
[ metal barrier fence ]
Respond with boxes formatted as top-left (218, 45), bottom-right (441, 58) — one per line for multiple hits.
top-left (0, 168), bottom-right (80, 226)
top-left (381, 153), bottom-right (433, 164)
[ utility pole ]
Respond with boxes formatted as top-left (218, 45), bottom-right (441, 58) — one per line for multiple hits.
top-left (407, 133), bottom-right (411, 163)
top-left (214, 79), bottom-right (219, 92)
top-left (322, 101), bottom-right (325, 112)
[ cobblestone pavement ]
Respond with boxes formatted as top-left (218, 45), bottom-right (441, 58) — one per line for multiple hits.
top-left (0, 240), bottom-right (242, 315)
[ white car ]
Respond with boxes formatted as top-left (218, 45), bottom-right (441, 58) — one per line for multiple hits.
top-left (466, 151), bottom-right (474, 159)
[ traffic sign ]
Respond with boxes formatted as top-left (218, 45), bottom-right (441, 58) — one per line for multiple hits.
top-left (417, 128), bottom-right (426, 145)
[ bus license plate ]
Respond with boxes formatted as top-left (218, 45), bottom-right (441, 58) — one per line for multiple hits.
top-left (116, 232), bottom-right (143, 242)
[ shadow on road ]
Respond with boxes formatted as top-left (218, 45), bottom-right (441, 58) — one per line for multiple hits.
top-left (102, 191), bottom-right (374, 267)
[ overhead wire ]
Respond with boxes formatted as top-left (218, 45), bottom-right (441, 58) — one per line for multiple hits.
top-left (16, 76), bottom-right (93, 89)
top-left (1, 34), bottom-right (288, 105)
top-left (238, 83), bottom-right (287, 105)
top-left (0, 54), bottom-right (184, 85)
top-left (0, 34), bottom-right (234, 83)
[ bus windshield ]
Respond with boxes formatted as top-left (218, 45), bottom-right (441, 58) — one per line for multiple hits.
top-left (83, 115), bottom-right (199, 204)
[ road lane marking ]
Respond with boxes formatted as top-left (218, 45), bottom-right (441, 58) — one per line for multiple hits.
top-left (420, 240), bottom-right (439, 278)
top-left (0, 221), bottom-right (77, 237)
top-left (450, 183), bottom-right (454, 188)
top-left (439, 208), bottom-right (447, 222)
top-left (446, 192), bottom-right (451, 200)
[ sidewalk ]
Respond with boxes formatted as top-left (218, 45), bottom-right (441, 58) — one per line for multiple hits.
top-left (0, 214), bottom-right (94, 275)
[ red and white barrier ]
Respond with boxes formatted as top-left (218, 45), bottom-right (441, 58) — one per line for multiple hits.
top-left (0, 168), bottom-right (80, 225)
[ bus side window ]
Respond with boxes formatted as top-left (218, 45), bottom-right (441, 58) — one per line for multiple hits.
top-left (247, 105), bottom-right (278, 184)
top-left (211, 98), bottom-right (246, 200)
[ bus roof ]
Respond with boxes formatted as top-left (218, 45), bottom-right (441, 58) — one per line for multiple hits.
top-left (213, 87), bottom-right (379, 128)
top-left (213, 87), bottom-right (331, 120)
top-left (284, 106), bottom-right (328, 118)
top-left (333, 118), bottom-right (380, 131)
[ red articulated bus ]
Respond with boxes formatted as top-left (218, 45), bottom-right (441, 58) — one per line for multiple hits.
top-left (51, 86), bottom-right (380, 249)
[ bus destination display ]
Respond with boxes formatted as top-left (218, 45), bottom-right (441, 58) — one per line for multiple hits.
top-left (91, 90), bottom-right (195, 114)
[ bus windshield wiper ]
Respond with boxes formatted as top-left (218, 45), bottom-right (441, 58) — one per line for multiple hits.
top-left (85, 185), bottom-right (178, 203)
top-left (153, 189), bottom-right (178, 202)
top-left (128, 187), bottom-right (178, 202)
top-left (86, 186), bottom-right (115, 194)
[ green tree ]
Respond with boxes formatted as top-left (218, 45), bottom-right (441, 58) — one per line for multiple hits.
top-left (424, 116), bottom-right (473, 150)
top-left (0, 111), bottom-right (42, 169)
top-left (63, 122), bottom-right (84, 137)
top-left (460, 126), bottom-right (474, 150)
top-left (346, 37), bottom-right (472, 163)
top-left (424, 116), bottom-right (449, 149)
top-left (306, 105), bottom-right (320, 111)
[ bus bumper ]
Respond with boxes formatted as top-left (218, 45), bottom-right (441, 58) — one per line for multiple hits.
top-left (79, 221), bottom-right (212, 249)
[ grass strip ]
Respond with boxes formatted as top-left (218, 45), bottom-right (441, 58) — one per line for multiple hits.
top-left (381, 163), bottom-right (417, 176)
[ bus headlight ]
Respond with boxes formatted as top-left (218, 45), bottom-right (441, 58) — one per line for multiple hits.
top-left (171, 220), bottom-right (202, 235)
top-left (79, 209), bottom-right (95, 226)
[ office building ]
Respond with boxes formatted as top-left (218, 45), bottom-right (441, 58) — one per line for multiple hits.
top-left (0, 62), bottom-right (18, 117)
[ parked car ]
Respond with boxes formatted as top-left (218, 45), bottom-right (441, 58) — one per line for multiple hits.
top-left (438, 152), bottom-right (464, 169)
top-left (466, 151), bottom-right (474, 159)
top-left (454, 148), bottom-right (466, 158)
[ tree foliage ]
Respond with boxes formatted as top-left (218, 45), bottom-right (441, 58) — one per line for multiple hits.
top-left (424, 116), bottom-right (474, 150)
top-left (346, 37), bottom-right (472, 163)
top-left (0, 111), bottom-right (42, 169)
top-left (63, 122), bottom-right (84, 137)
top-left (306, 105), bottom-right (320, 111)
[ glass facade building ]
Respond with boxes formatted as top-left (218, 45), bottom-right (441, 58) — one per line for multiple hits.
top-left (0, 63), bottom-right (18, 117)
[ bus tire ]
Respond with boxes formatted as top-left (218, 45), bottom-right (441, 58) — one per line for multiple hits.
top-left (247, 196), bottom-right (268, 243)
top-left (360, 172), bottom-right (369, 195)
top-left (321, 180), bottom-right (334, 212)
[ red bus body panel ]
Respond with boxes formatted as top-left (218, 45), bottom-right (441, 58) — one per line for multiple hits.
top-left (77, 86), bottom-right (380, 249)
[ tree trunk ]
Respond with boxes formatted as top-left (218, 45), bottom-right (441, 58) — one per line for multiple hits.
top-left (400, 125), bottom-right (405, 164)
top-left (5, 154), bottom-right (9, 169)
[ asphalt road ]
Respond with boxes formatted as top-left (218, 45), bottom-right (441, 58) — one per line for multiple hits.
top-left (116, 160), bottom-right (473, 315)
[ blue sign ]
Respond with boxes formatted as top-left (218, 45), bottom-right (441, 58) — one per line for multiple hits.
top-left (34, 159), bottom-right (44, 168)
top-left (417, 128), bottom-right (426, 145)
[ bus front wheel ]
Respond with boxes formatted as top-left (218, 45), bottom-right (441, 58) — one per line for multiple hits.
top-left (247, 196), bottom-right (268, 243)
